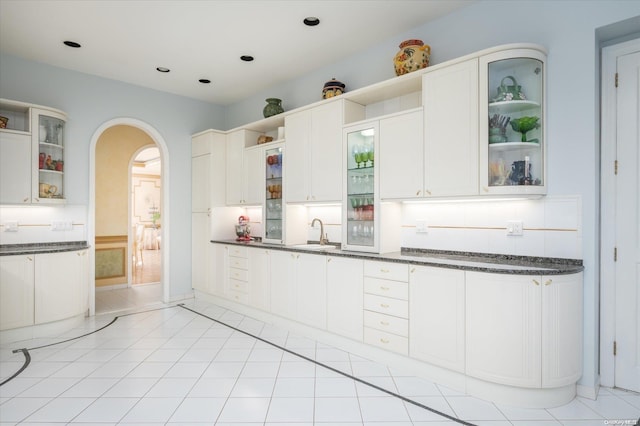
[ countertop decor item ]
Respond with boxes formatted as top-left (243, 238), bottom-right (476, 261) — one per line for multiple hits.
top-left (322, 78), bottom-right (346, 99)
top-left (394, 39), bottom-right (430, 76)
top-left (263, 98), bottom-right (284, 118)
top-left (510, 116), bottom-right (540, 142)
top-left (0, 116), bottom-right (8, 128)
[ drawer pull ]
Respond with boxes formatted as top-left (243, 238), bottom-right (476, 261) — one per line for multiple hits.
top-left (533, 279), bottom-right (540, 286)
top-left (380, 321), bottom-right (389, 326)
top-left (380, 286), bottom-right (389, 291)
top-left (380, 303), bottom-right (389, 308)
top-left (380, 338), bottom-right (389, 344)
top-left (545, 279), bottom-right (553, 286)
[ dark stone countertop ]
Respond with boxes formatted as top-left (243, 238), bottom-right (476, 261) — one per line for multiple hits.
top-left (0, 241), bottom-right (90, 256)
top-left (211, 239), bottom-right (583, 276)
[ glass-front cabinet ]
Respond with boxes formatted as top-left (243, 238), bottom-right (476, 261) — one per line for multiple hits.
top-left (263, 143), bottom-right (284, 244)
top-left (34, 109), bottom-right (66, 202)
top-left (479, 48), bottom-right (546, 195)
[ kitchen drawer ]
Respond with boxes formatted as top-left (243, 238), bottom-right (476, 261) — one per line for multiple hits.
top-left (226, 288), bottom-right (249, 304)
top-left (364, 260), bottom-right (408, 282)
top-left (364, 310), bottom-right (408, 337)
top-left (228, 245), bottom-right (248, 258)
top-left (228, 256), bottom-right (248, 270)
top-left (228, 267), bottom-right (248, 282)
top-left (364, 277), bottom-right (408, 300)
top-left (227, 278), bottom-right (248, 293)
top-left (364, 293), bottom-right (408, 318)
top-left (364, 327), bottom-right (408, 355)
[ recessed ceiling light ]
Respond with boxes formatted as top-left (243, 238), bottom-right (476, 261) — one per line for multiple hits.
top-left (199, 79), bottom-right (211, 84)
top-left (303, 17), bottom-right (320, 26)
top-left (63, 40), bottom-right (81, 48)
top-left (156, 67), bottom-right (170, 73)
top-left (240, 55), bottom-right (254, 62)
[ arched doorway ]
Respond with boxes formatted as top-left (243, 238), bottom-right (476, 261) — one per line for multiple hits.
top-left (88, 119), bottom-right (170, 316)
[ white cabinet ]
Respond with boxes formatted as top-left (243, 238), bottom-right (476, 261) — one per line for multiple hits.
top-left (285, 101), bottom-right (350, 203)
top-left (210, 244), bottom-right (227, 296)
top-left (0, 255), bottom-right (35, 330)
top-left (270, 250), bottom-right (327, 328)
top-left (409, 265), bottom-right (465, 372)
top-left (225, 130), bottom-right (263, 205)
top-left (191, 212), bottom-right (210, 292)
top-left (248, 248), bottom-right (270, 311)
top-left (479, 48), bottom-right (546, 195)
top-left (326, 256), bottom-right (363, 341)
top-left (465, 271), bottom-right (582, 388)
top-left (226, 245), bottom-right (249, 303)
top-left (423, 58), bottom-right (479, 196)
top-left (379, 109), bottom-right (424, 200)
top-left (34, 250), bottom-right (88, 324)
top-left (0, 100), bottom-right (68, 205)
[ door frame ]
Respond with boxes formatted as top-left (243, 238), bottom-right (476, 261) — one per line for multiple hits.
top-left (88, 118), bottom-right (171, 316)
top-left (599, 37), bottom-right (640, 388)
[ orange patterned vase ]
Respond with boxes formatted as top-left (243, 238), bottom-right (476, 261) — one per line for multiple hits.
top-left (394, 39), bottom-right (431, 76)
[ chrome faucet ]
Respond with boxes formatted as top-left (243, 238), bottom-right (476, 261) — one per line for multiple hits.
top-left (311, 218), bottom-right (329, 245)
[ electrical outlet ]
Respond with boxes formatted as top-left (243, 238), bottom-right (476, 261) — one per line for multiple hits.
top-left (506, 220), bottom-right (524, 236)
top-left (416, 219), bottom-right (429, 233)
top-left (4, 221), bottom-right (18, 232)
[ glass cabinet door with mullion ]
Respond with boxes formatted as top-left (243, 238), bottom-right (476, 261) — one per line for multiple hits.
top-left (33, 109), bottom-right (66, 203)
top-left (343, 123), bottom-right (377, 252)
top-left (264, 143), bottom-right (284, 244)
top-left (480, 48), bottom-right (546, 195)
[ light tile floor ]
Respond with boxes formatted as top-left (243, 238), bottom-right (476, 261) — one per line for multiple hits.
top-left (1, 299), bottom-right (638, 425)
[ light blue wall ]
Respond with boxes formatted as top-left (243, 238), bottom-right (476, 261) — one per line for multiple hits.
top-left (0, 54), bottom-right (224, 300)
top-left (224, 0), bottom-right (640, 391)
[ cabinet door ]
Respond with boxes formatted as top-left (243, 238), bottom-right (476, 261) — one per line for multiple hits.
top-left (211, 244), bottom-right (227, 296)
top-left (270, 251), bottom-right (297, 320)
top-left (326, 256), bottom-right (363, 341)
top-left (192, 212), bottom-right (211, 292)
top-left (379, 110), bottom-right (424, 199)
top-left (296, 253), bottom-right (327, 329)
top-left (209, 132), bottom-right (227, 207)
top-left (309, 102), bottom-right (343, 202)
top-left (248, 248), bottom-right (270, 311)
top-left (191, 153), bottom-right (211, 213)
top-left (226, 132), bottom-right (245, 205)
top-left (32, 108), bottom-right (67, 203)
top-left (0, 255), bottom-right (34, 330)
top-left (409, 266), bottom-right (465, 372)
top-left (0, 132), bottom-right (31, 204)
top-left (284, 111), bottom-right (311, 203)
top-left (466, 271), bottom-right (541, 387)
top-left (34, 251), bottom-right (84, 324)
top-left (542, 273), bottom-right (583, 387)
top-left (244, 146), bottom-right (264, 205)
top-left (423, 58), bottom-right (479, 196)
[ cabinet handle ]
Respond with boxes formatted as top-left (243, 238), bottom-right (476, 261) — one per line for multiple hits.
top-left (533, 279), bottom-right (540, 286)
top-left (27, 256), bottom-right (33, 261)
top-left (545, 279), bottom-right (552, 286)
top-left (23, 197), bottom-right (29, 202)
top-left (410, 267), bottom-right (415, 273)
top-left (380, 286), bottom-right (389, 291)
top-left (380, 303), bottom-right (389, 308)
top-left (425, 189), bottom-right (431, 195)
top-left (35, 198), bottom-right (40, 202)
top-left (380, 338), bottom-right (389, 344)
top-left (482, 187), bottom-right (489, 193)
top-left (416, 190), bottom-right (421, 196)
top-left (380, 321), bottom-right (389, 326)
top-left (327, 258), bottom-right (332, 263)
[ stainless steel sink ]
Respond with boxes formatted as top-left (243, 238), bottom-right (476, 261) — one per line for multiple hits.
top-left (289, 244), bottom-right (337, 251)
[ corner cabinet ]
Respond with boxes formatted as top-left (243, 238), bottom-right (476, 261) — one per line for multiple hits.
top-left (0, 100), bottom-right (68, 204)
top-left (479, 48), bottom-right (547, 195)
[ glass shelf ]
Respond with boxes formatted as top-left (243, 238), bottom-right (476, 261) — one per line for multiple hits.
top-left (264, 145), bottom-right (284, 243)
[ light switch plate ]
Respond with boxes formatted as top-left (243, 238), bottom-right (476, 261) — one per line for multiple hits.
top-left (416, 219), bottom-right (429, 233)
top-left (4, 220), bottom-right (18, 232)
top-left (506, 220), bottom-right (524, 236)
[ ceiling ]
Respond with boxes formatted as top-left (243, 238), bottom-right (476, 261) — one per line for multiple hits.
top-left (0, 0), bottom-right (473, 105)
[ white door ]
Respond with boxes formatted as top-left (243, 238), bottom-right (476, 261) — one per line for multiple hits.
top-left (615, 50), bottom-right (640, 392)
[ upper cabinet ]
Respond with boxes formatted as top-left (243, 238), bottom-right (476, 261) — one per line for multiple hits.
top-left (479, 48), bottom-right (546, 195)
top-left (225, 129), bottom-right (264, 206)
top-left (285, 100), bottom-right (362, 204)
top-left (0, 99), bottom-right (67, 204)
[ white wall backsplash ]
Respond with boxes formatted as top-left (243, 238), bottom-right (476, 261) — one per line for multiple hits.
top-left (0, 205), bottom-right (87, 245)
top-left (301, 196), bottom-right (582, 259)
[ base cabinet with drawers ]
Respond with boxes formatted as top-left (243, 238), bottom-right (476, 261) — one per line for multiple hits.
top-left (206, 243), bottom-right (583, 408)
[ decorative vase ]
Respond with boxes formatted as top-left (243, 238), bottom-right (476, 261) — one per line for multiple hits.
top-left (263, 98), bottom-right (284, 118)
top-left (322, 78), bottom-right (346, 99)
top-left (394, 39), bottom-right (430, 76)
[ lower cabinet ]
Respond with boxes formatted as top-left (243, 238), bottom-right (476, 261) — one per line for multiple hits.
top-left (465, 271), bottom-right (583, 388)
top-left (326, 256), bottom-right (363, 341)
top-left (0, 254), bottom-right (35, 330)
top-left (191, 212), bottom-right (210, 293)
top-left (210, 244), bottom-right (227, 296)
top-left (248, 249), bottom-right (270, 311)
top-left (409, 265), bottom-right (465, 373)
